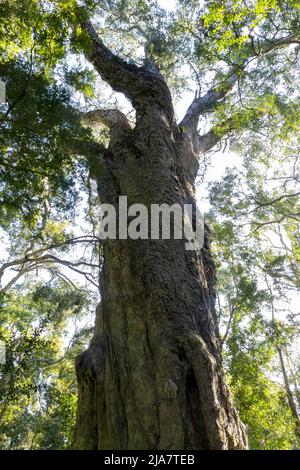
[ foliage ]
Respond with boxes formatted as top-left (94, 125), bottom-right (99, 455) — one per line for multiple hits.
top-left (226, 322), bottom-right (296, 449)
top-left (0, 282), bottom-right (92, 449)
top-left (207, 125), bottom-right (300, 448)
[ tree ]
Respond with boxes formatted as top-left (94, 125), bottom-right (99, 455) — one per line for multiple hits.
top-left (0, 281), bottom-right (92, 449)
top-left (1, 0), bottom-right (299, 450)
top-left (207, 113), bottom-right (300, 447)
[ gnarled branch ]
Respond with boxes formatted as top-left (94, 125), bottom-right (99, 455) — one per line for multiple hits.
top-left (82, 108), bottom-right (131, 130)
top-left (180, 69), bottom-right (241, 135)
top-left (199, 118), bottom-right (234, 154)
top-left (181, 33), bottom-right (300, 136)
top-left (82, 20), bottom-right (174, 122)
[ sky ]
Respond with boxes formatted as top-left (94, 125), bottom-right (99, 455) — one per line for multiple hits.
top-left (157, 0), bottom-right (178, 11)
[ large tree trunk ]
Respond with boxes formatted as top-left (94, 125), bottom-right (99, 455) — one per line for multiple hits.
top-left (73, 104), bottom-right (247, 450)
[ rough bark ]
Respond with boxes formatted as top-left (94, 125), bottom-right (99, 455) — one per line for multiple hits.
top-left (73, 94), bottom-right (247, 449)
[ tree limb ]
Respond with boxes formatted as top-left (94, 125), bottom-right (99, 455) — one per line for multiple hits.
top-left (221, 305), bottom-right (237, 348)
top-left (181, 33), bottom-right (300, 136)
top-left (82, 20), bottom-right (174, 122)
top-left (0, 236), bottom-right (101, 293)
top-left (198, 118), bottom-right (234, 154)
top-left (180, 68), bottom-right (241, 135)
top-left (82, 108), bottom-right (132, 130)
